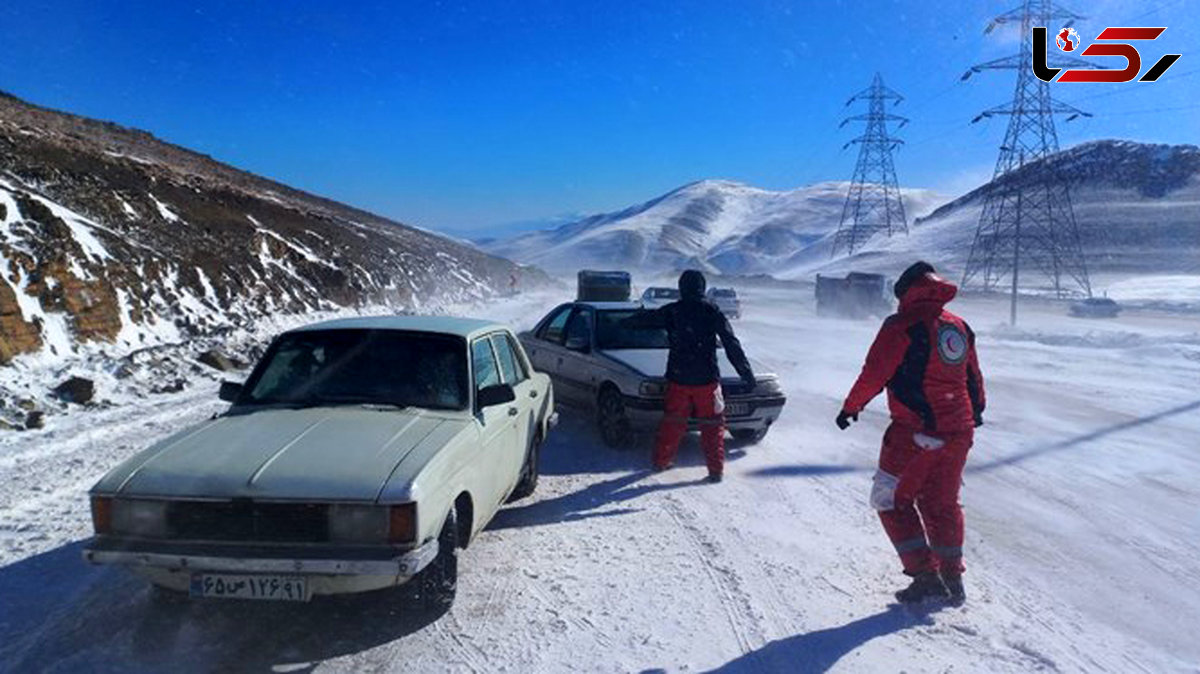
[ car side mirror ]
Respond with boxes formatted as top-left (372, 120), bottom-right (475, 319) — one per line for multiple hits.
top-left (219, 381), bottom-right (244, 403)
top-left (564, 335), bottom-right (590, 353)
top-left (477, 383), bottom-right (516, 408)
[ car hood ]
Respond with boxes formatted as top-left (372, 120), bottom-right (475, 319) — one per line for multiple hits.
top-left (601, 349), bottom-right (770, 380)
top-left (95, 407), bottom-right (469, 502)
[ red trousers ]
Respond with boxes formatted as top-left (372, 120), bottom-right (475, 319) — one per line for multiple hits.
top-left (873, 423), bottom-right (973, 576)
top-left (654, 382), bottom-right (725, 475)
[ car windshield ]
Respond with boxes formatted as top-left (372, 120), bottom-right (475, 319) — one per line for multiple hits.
top-left (711, 289), bottom-right (736, 298)
top-left (241, 329), bottom-right (468, 410)
top-left (595, 310), bottom-right (669, 350)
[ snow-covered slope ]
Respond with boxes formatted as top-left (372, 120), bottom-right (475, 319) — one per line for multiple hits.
top-left (782, 141), bottom-right (1200, 291)
top-left (483, 180), bottom-right (944, 276)
top-left (0, 92), bottom-right (547, 367)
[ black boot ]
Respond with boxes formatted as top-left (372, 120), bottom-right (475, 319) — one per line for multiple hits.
top-left (894, 571), bottom-right (950, 603)
top-left (941, 573), bottom-right (965, 604)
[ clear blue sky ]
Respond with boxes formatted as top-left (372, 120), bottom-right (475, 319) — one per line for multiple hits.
top-left (1, 0), bottom-right (1196, 233)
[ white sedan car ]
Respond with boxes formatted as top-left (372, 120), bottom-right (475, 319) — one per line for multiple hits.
top-left (706, 287), bottom-right (741, 319)
top-left (640, 286), bottom-right (680, 309)
top-left (521, 301), bottom-right (786, 447)
top-left (84, 316), bottom-right (555, 611)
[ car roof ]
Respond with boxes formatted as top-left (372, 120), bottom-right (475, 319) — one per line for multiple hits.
top-left (288, 315), bottom-right (505, 338)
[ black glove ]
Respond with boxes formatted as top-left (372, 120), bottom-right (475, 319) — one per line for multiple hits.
top-left (836, 409), bottom-right (858, 430)
top-left (974, 413), bottom-right (984, 428)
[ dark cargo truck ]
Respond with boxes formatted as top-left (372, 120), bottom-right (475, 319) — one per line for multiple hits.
top-left (815, 272), bottom-right (893, 318)
top-left (577, 270), bottom-right (632, 302)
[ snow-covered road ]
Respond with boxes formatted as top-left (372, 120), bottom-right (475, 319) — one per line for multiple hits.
top-left (2, 287), bottom-right (1198, 672)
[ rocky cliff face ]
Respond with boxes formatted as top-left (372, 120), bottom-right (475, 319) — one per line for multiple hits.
top-left (0, 92), bottom-right (544, 364)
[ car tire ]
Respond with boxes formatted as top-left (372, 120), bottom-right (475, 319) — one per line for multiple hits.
top-left (597, 386), bottom-right (633, 449)
top-left (507, 431), bottom-right (540, 502)
top-left (731, 428), bottom-right (768, 444)
top-left (410, 509), bottom-right (458, 615)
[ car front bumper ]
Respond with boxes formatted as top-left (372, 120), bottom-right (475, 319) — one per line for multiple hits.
top-left (83, 536), bottom-right (439, 579)
top-left (622, 394), bottom-right (786, 432)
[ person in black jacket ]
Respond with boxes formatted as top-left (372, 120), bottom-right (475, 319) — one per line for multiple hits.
top-left (625, 270), bottom-right (755, 481)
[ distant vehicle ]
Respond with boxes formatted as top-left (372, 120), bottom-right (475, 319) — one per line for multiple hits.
top-left (641, 286), bottom-right (680, 309)
top-left (815, 272), bottom-right (893, 319)
top-left (706, 287), bottom-right (742, 319)
top-left (84, 316), bottom-right (556, 610)
top-left (577, 270), bottom-right (632, 302)
top-left (521, 301), bottom-right (786, 446)
top-left (1069, 297), bottom-right (1121, 318)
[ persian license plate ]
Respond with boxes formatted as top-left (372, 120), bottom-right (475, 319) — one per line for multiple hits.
top-left (190, 573), bottom-right (310, 602)
top-left (725, 402), bottom-right (750, 417)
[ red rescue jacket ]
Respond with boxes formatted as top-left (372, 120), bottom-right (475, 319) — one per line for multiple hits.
top-left (842, 273), bottom-right (985, 432)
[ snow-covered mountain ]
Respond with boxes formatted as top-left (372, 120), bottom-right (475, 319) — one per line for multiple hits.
top-left (783, 140), bottom-right (1200, 285)
top-left (0, 92), bottom-right (546, 365)
top-left (482, 179), bottom-right (945, 276)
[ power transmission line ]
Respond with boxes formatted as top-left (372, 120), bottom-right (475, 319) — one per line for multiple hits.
top-left (830, 73), bottom-right (909, 257)
top-left (960, 0), bottom-right (1095, 325)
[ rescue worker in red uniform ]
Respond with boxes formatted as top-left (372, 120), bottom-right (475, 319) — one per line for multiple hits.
top-left (836, 261), bottom-right (986, 603)
top-left (626, 270), bottom-right (756, 482)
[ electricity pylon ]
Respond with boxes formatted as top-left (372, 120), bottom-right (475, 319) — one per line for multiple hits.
top-left (961, 0), bottom-right (1096, 324)
top-left (831, 73), bottom-right (908, 257)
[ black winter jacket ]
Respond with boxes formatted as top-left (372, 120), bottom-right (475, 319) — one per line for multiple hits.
top-left (625, 298), bottom-right (755, 386)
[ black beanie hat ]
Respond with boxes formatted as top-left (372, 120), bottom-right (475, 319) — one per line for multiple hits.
top-left (679, 269), bottom-right (707, 299)
top-left (894, 261), bottom-right (936, 299)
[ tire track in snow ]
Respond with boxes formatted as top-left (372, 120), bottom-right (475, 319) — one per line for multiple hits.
top-left (660, 493), bottom-right (767, 658)
top-left (432, 613), bottom-right (487, 674)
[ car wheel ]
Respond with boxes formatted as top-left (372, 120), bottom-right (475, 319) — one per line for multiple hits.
top-left (410, 509), bottom-right (458, 615)
top-left (731, 428), bottom-right (768, 444)
top-left (597, 386), bottom-right (633, 449)
top-left (508, 431), bottom-right (540, 502)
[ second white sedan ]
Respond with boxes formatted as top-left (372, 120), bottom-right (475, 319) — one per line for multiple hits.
top-left (521, 301), bottom-right (785, 447)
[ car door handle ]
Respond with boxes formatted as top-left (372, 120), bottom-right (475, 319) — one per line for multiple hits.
top-left (508, 407), bottom-right (519, 417)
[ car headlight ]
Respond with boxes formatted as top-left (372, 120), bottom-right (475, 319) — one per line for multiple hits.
top-left (327, 503), bottom-right (417, 545)
top-left (639, 380), bottom-right (667, 397)
top-left (328, 504), bottom-right (390, 544)
top-left (759, 377), bottom-right (782, 394)
top-left (111, 499), bottom-right (170, 538)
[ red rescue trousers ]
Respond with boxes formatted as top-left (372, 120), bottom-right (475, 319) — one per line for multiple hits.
top-left (873, 423), bottom-right (973, 577)
top-left (654, 381), bottom-right (725, 476)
